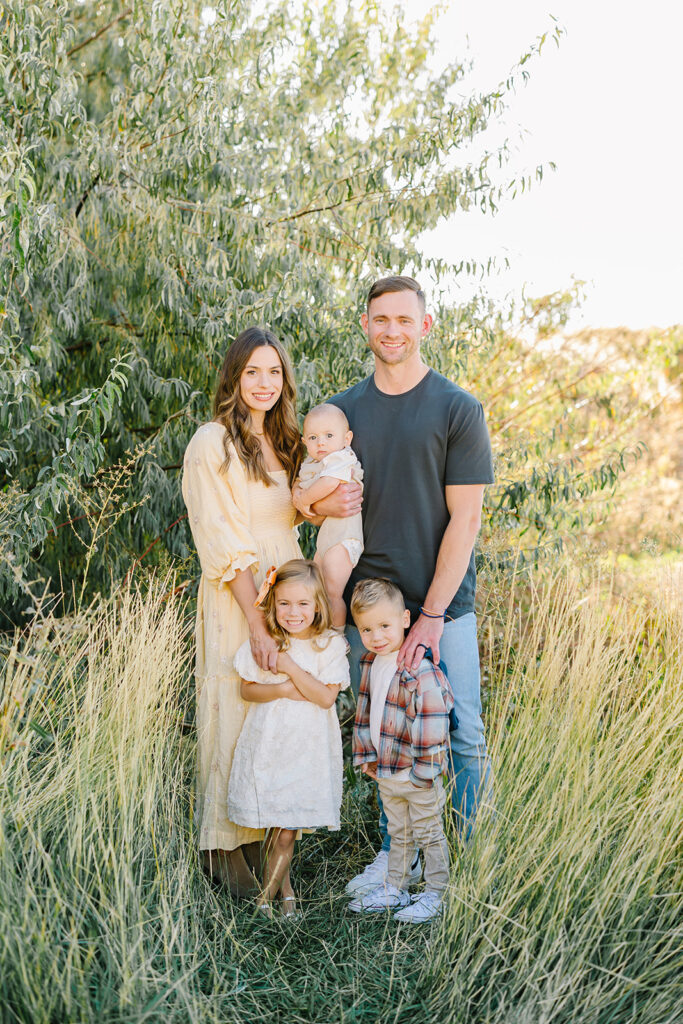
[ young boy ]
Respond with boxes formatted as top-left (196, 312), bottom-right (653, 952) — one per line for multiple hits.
top-left (348, 578), bottom-right (455, 923)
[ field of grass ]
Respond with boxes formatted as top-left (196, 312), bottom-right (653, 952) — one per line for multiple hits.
top-left (0, 567), bottom-right (681, 1023)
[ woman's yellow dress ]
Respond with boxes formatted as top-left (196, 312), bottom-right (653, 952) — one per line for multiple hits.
top-left (182, 422), bottom-right (301, 852)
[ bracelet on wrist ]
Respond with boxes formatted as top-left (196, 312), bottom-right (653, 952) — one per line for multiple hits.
top-left (419, 606), bottom-right (446, 619)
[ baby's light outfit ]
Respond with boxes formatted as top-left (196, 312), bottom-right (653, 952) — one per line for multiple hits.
top-left (227, 632), bottom-right (350, 830)
top-left (298, 447), bottom-right (364, 565)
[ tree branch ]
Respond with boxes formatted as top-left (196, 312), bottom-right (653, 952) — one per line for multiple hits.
top-left (139, 126), bottom-right (189, 151)
top-left (67, 8), bottom-right (132, 58)
top-left (75, 172), bottom-right (101, 218)
top-left (123, 513), bottom-right (188, 585)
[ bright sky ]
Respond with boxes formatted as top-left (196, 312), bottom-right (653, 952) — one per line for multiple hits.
top-left (404, 0), bottom-right (683, 330)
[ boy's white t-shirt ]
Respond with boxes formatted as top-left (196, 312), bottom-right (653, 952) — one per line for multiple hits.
top-left (369, 650), bottom-right (411, 781)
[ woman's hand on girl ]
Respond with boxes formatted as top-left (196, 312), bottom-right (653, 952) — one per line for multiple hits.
top-left (249, 615), bottom-right (279, 672)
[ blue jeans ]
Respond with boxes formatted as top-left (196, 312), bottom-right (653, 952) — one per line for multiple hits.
top-left (346, 613), bottom-right (492, 849)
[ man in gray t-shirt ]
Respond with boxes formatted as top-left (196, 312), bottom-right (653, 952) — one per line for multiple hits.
top-left (294, 275), bottom-right (493, 899)
top-left (328, 368), bottom-right (493, 626)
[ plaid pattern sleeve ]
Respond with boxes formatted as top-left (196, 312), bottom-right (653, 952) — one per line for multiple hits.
top-left (408, 661), bottom-right (455, 787)
top-left (352, 653), bottom-right (377, 767)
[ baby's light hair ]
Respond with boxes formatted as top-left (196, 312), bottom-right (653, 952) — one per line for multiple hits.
top-left (262, 558), bottom-right (333, 649)
top-left (350, 578), bottom-right (405, 620)
top-left (302, 402), bottom-right (350, 434)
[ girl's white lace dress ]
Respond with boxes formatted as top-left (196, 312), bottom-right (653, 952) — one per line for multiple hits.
top-left (227, 632), bottom-right (350, 830)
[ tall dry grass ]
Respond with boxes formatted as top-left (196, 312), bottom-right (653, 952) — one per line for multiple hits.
top-left (429, 567), bottom-right (683, 1023)
top-left (0, 568), bottom-right (680, 1023)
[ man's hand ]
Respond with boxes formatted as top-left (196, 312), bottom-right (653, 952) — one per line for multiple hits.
top-left (361, 761), bottom-right (378, 780)
top-left (310, 481), bottom-right (362, 519)
top-left (249, 616), bottom-right (279, 673)
top-left (398, 614), bottom-right (444, 674)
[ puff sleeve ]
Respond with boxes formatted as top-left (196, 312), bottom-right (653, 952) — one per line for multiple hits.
top-left (233, 641), bottom-right (288, 684)
top-left (317, 634), bottom-right (351, 691)
top-left (182, 423), bottom-right (259, 585)
top-left (318, 448), bottom-right (362, 483)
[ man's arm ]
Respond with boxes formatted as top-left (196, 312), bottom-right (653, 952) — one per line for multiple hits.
top-left (292, 480), bottom-right (362, 521)
top-left (295, 475), bottom-right (344, 514)
top-left (398, 483), bottom-right (484, 672)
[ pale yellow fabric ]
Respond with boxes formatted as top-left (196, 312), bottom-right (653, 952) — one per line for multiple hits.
top-left (182, 421), bottom-right (301, 851)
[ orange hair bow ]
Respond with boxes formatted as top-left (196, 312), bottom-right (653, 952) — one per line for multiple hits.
top-left (253, 566), bottom-right (278, 608)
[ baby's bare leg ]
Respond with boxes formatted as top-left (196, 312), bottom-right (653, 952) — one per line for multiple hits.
top-left (316, 545), bottom-right (354, 628)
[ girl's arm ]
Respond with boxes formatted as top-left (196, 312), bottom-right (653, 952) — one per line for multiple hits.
top-left (240, 678), bottom-right (307, 703)
top-left (276, 652), bottom-right (341, 709)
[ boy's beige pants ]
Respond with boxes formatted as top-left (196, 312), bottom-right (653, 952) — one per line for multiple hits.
top-left (377, 774), bottom-right (449, 893)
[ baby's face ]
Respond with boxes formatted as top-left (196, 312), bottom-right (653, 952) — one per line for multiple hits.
top-left (303, 414), bottom-right (352, 462)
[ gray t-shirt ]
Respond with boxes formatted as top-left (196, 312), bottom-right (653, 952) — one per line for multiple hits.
top-left (329, 369), bottom-right (494, 623)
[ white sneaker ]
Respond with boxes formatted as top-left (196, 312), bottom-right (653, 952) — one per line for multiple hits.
top-left (393, 890), bottom-right (443, 923)
top-left (345, 850), bottom-right (422, 896)
top-left (348, 883), bottom-right (410, 914)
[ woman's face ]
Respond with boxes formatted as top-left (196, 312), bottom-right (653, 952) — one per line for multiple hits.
top-left (239, 345), bottom-right (284, 415)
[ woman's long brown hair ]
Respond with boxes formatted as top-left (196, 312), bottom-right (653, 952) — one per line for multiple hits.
top-left (213, 327), bottom-right (304, 486)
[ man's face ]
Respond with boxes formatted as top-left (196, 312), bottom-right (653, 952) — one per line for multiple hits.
top-left (353, 599), bottom-right (410, 656)
top-left (361, 290), bottom-right (432, 367)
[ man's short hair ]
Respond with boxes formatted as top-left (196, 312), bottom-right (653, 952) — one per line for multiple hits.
top-left (350, 578), bottom-right (405, 618)
top-left (367, 275), bottom-right (426, 312)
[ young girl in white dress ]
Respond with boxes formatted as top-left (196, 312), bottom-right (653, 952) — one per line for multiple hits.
top-left (227, 559), bottom-right (350, 916)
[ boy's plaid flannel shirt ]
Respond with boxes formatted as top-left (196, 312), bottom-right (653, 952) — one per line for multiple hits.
top-left (352, 651), bottom-right (456, 788)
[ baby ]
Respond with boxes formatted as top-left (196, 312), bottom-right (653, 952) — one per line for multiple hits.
top-left (297, 403), bottom-right (364, 628)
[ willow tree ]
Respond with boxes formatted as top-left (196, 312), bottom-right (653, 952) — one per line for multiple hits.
top-left (1, 0), bottom-right (556, 617)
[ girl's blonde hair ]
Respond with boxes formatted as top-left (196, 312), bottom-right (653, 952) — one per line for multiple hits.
top-left (262, 559), bottom-right (333, 649)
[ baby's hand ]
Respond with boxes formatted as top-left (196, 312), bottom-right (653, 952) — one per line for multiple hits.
top-left (361, 761), bottom-right (378, 781)
top-left (291, 483), bottom-right (312, 517)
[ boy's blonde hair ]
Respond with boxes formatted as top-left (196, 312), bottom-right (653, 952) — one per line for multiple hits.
top-left (262, 558), bottom-right (333, 649)
top-left (350, 578), bottom-right (405, 619)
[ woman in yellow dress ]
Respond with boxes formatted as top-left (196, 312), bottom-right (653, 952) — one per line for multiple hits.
top-left (182, 326), bottom-right (304, 892)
